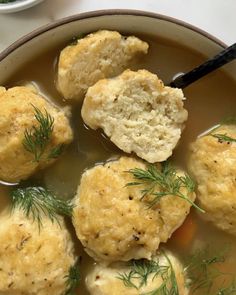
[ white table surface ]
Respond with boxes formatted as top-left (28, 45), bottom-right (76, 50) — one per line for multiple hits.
top-left (0, 0), bottom-right (235, 53)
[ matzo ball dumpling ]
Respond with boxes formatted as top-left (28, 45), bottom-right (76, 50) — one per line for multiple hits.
top-left (0, 86), bottom-right (73, 183)
top-left (86, 251), bottom-right (188, 295)
top-left (56, 30), bottom-right (149, 101)
top-left (188, 124), bottom-right (236, 235)
top-left (72, 157), bottom-right (195, 263)
top-left (0, 208), bottom-right (76, 295)
top-left (82, 69), bottom-right (188, 163)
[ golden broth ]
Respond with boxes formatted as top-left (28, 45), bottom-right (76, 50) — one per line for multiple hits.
top-left (1, 34), bottom-right (236, 294)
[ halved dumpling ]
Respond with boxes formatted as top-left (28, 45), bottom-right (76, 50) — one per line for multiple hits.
top-left (82, 69), bottom-right (188, 163)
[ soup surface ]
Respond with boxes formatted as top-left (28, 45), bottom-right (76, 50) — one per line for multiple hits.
top-left (1, 34), bottom-right (236, 294)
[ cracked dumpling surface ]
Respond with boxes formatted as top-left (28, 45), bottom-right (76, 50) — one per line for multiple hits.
top-left (188, 125), bottom-right (236, 235)
top-left (82, 69), bottom-right (188, 163)
top-left (73, 157), bottom-right (195, 263)
top-left (0, 86), bottom-right (73, 183)
top-left (86, 251), bottom-right (188, 295)
top-left (0, 208), bottom-right (76, 295)
top-left (56, 30), bottom-right (149, 101)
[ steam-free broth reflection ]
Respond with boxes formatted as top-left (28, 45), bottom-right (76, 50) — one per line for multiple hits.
top-left (1, 34), bottom-right (236, 294)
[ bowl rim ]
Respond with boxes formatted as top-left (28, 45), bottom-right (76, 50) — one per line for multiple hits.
top-left (0, 9), bottom-right (227, 62)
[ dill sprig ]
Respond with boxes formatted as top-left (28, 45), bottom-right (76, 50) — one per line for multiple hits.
top-left (65, 258), bottom-right (81, 295)
top-left (10, 186), bottom-right (73, 229)
top-left (208, 116), bottom-right (236, 144)
top-left (117, 259), bottom-right (161, 290)
top-left (23, 105), bottom-right (54, 162)
top-left (117, 251), bottom-right (179, 294)
top-left (211, 133), bottom-right (236, 144)
top-left (126, 162), bottom-right (204, 213)
top-left (0, 0), bottom-right (17, 3)
top-left (184, 247), bottom-right (232, 294)
top-left (48, 144), bottom-right (65, 159)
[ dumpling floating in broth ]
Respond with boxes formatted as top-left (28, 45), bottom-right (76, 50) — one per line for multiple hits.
top-left (86, 250), bottom-right (189, 295)
top-left (72, 156), bottom-right (196, 263)
top-left (188, 124), bottom-right (236, 235)
top-left (0, 207), bottom-right (76, 295)
top-left (0, 86), bottom-right (73, 183)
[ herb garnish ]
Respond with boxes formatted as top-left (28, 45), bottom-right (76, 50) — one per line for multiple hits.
top-left (10, 186), bottom-right (73, 229)
top-left (208, 116), bottom-right (236, 144)
top-left (65, 258), bottom-right (81, 295)
top-left (48, 143), bottom-right (65, 159)
top-left (184, 247), bottom-right (235, 294)
top-left (211, 133), bottom-right (236, 144)
top-left (0, 0), bottom-right (17, 3)
top-left (117, 259), bottom-right (161, 290)
top-left (126, 162), bottom-right (204, 213)
top-left (23, 105), bottom-right (57, 162)
top-left (117, 251), bottom-right (179, 294)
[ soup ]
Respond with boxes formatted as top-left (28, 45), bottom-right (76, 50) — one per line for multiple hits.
top-left (1, 34), bottom-right (236, 294)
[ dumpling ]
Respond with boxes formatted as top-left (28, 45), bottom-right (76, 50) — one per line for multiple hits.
top-left (81, 69), bottom-right (188, 163)
top-left (86, 251), bottom-right (188, 295)
top-left (73, 157), bottom-right (195, 263)
top-left (188, 124), bottom-right (236, 235)
top-left (0, 86), bottom-right (73, 183)
top-left (0, 208), bottom-right (76, 295)
top-left (56, 30), bottom-right (148, 101)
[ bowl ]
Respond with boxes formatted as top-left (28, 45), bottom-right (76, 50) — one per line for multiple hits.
top-left (0, 10), bottom-right (236, 295)
top-left (0, 0), bottom-right (44, 13)
top-left (0, 9), bottom-right (235, 81)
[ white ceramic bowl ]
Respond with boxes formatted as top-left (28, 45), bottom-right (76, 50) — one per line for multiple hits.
top-left (0, 0), bottom-right (43, 13)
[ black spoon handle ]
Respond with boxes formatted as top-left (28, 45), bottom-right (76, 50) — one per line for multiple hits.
top-left (170, 43), bottom-right (236, 89)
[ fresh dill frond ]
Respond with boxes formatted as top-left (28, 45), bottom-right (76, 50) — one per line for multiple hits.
top-left (10, 186), bottom-right (73, 229)
top-left (211, 133), bottom-right (236, 144)
top-left (126, 162), bottom-right (204, 213)
top-left (206, 115), bottom-right (236, 143)
top-left (117, 259), bottom-right (161, 290)
top-left (64, 258), bottom-right (81, 295)
top-left (184, 247), bottom-right (231, 294)
top-left (117, 251), bottom-right (179, 295)
top-left (0, 0), bottom-right (17, 3)
top-left (23, 105), bottom-right (54, 162)
top-left (48, 144), bottom-right (65, 159)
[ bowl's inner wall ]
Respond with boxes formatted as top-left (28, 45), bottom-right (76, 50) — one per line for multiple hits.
top-left (0, 13), bottom-right (235, 84)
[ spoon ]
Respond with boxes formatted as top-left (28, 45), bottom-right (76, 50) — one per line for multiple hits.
top-left (170, 43), bottom-right (236, 89)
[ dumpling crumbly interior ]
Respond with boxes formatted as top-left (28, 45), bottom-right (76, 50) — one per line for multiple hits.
top-left (57, 30), bottom-right (149, 101)
top-left (81, 69), bottom-right (188, 163)
top-left (73, 156), bottom-right (195, 263)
